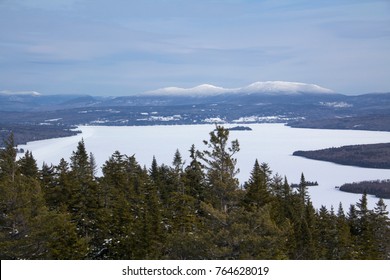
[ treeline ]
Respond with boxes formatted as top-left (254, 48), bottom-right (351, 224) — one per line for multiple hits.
top-left (0, 123), bottom-right (80, 147)
top-left (340, 180), bottom-right (390, 199)
top-left (293, 142), bottom-right (390, 169)
top-left (1, 126), bottom-right (389, 259)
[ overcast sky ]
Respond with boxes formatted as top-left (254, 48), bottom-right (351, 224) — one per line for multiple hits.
top-left (1, 0), bottom-right (389, 95)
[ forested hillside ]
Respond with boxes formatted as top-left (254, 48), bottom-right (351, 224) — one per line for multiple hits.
top-left (1, 126), bottom-right (389, 259)
top-left (339, 180), bottom-right (390, 199)
top-left (293, 143), bottom-right (390, 169)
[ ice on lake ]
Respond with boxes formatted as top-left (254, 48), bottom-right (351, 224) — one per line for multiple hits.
top-left (19, 123), bottom-right (390, 212)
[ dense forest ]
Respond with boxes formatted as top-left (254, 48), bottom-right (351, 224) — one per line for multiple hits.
top-left (1, 126), bottom-right (389, 259)
top-left (339, 180), bottom-right (390, 199)
top-left (293, 142), bottom-right (390, 169)
top-left (0, 123), bottom-right (80, 147)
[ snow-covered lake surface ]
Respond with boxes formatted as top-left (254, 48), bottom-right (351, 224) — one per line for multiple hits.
top-left (19, 124), bottom-right (390, 211)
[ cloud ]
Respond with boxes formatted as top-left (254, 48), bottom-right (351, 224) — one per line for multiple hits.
top-left (0, 0), bottom-right (389, 95)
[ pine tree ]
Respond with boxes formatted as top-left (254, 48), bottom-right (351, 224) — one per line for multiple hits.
top-left (183, 144), bottom-right (206, 201)
top-left (372, 198), bottom-right (390, 259)
top-left (243, 160), bottom-right (271, 209)
top-left (18, 151), bottom-right (38, 178)
top-left (37, 211), bottom-right (89, 259)
top-left (0, 135), bottom-right (53, 259)
top-left (0, 132), bottom-right (17, 182)
top-left (199, 125), bottom-right (240, 213)
top-left (89, 152), bottom-right (98, 178)
top-left (355, 192), bottom-right (376, 259)
top-left (41, 159), bottom-right (73, 212)
top-left (298, 173), bottom-right (308, 203)
top-left (172, 149), bottom-right (184, 174)
top-left (286, 173), bottom-right (317, 259)
top-left (333, 203), bottom-right (353, 259)
top-left (68, 140), bottom-right (100, 255)
top-left (70, 139), bottom-right (92, 180)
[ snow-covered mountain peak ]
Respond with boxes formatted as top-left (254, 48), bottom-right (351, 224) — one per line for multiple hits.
top-left (146, 84), bottom-right (231, 96)
top-left (145, 81), bottom-right (334, 96)
top-left (0, 90), bottom-right (42, 96)
top-left (242, 81), bottom-right (334, 94)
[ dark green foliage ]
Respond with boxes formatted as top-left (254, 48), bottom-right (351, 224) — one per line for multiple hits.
top-left (0, 127), bottom-right (389, 259)
top-left (243, 160), bottom-right (272, 209)
top-left (339, 179), bottom-right (390, 199)
top-left (293, 142), bottom-right (390, 169)
top-left (198, 125), bottom-right (240, 213)
top-left (18, 151), bottom-right (39, 178)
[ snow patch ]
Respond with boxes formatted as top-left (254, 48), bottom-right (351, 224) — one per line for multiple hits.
top-left (320, 102), bottom-right (353, 108)
top-left (232, 115), bottom-right (295, 123)
top-left (137, 115), bottom-right (182, 122)
top-left (45, 118), bottom-right (62, 122)
top-left (202, 117), bottom-right (226, 123)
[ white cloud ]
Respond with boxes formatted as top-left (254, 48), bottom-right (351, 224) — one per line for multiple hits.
top-left (0, 0), bottom-right (389, 95)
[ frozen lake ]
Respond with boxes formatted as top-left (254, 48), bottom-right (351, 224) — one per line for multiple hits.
top-left (19, 123), bottom-right (390, 211)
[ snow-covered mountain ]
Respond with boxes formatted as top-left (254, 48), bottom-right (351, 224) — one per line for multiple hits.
top-left (146, 84), bottom-right (233, 96)
top-left (241, 81), bottom-right (334, 94)
top-left (145, 81), bottom-right (334, 96)
top-left (0, 90), bottom-right (42, 96)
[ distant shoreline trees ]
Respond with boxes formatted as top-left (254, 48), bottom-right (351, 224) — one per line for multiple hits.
top-left (293, 142), bottom-right (390, 169)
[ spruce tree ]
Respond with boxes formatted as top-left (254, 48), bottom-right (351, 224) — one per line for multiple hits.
top-left (333, 203), bottom-right (353, 259)
top-left (372, 198), bottom-right (390, 259)
top-left (68, 139), bottom-right (100, 255)
top-left (355, 192), bottom-right (376, 259)
top-left (183, 144), bottom-right (206, 201)
top-left (243, 160), bottom-right (271, 209)
top-left (0, 135), bottom-right (52, 259)
top-left (0, 132), bottom-right (17, 182)
top-left (18, 151), bottom-right (38, 178)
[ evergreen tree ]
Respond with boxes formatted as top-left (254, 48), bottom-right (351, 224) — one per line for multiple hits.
top-left (172, 149), bottom-right (184, 174)
top-left (0, 135), bottom-right (61, 259)
top-left (243, 160), bottom-right (271, 209)
top-left (333, 203), bottom-right (353, 259)
top-left (70, 139), bottom-right (92, 180)
top-left (68, 140), bottom-right (100, 255)
top-left (18, 151), bottom-right (38, 178)
top-left (0, 132), bottom-right (17, 182)
top-left (89, 152), bottom-right (98, 178)
top-left (41, 159), bottom-right (73, 212)
top-left (298, 173), bottom-right (309, 203)
top-left (2, 127), bottom-right (389, 260)
top-left (355, 192), bottom-right (376, 259)
top-left (198, 125), bottom-right (240, 213)
top-left (183, 144), bottom-right (206, 201)
top-left (372, 198), bottom-right (390, 259)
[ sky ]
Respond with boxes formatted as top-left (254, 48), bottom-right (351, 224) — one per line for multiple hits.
top-left (0, 0), bottom-right (389, 96)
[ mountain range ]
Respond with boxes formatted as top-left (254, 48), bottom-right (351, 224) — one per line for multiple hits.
top-left (145, 81), bottom-right (334, 96)
top-left (1, 81), bottom-right (390, 146)
top-left (1, 81), bottom-right (336, 111)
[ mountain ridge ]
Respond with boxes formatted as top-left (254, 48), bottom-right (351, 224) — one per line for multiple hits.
top-left (145, 81), bottom-right (335, 96)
